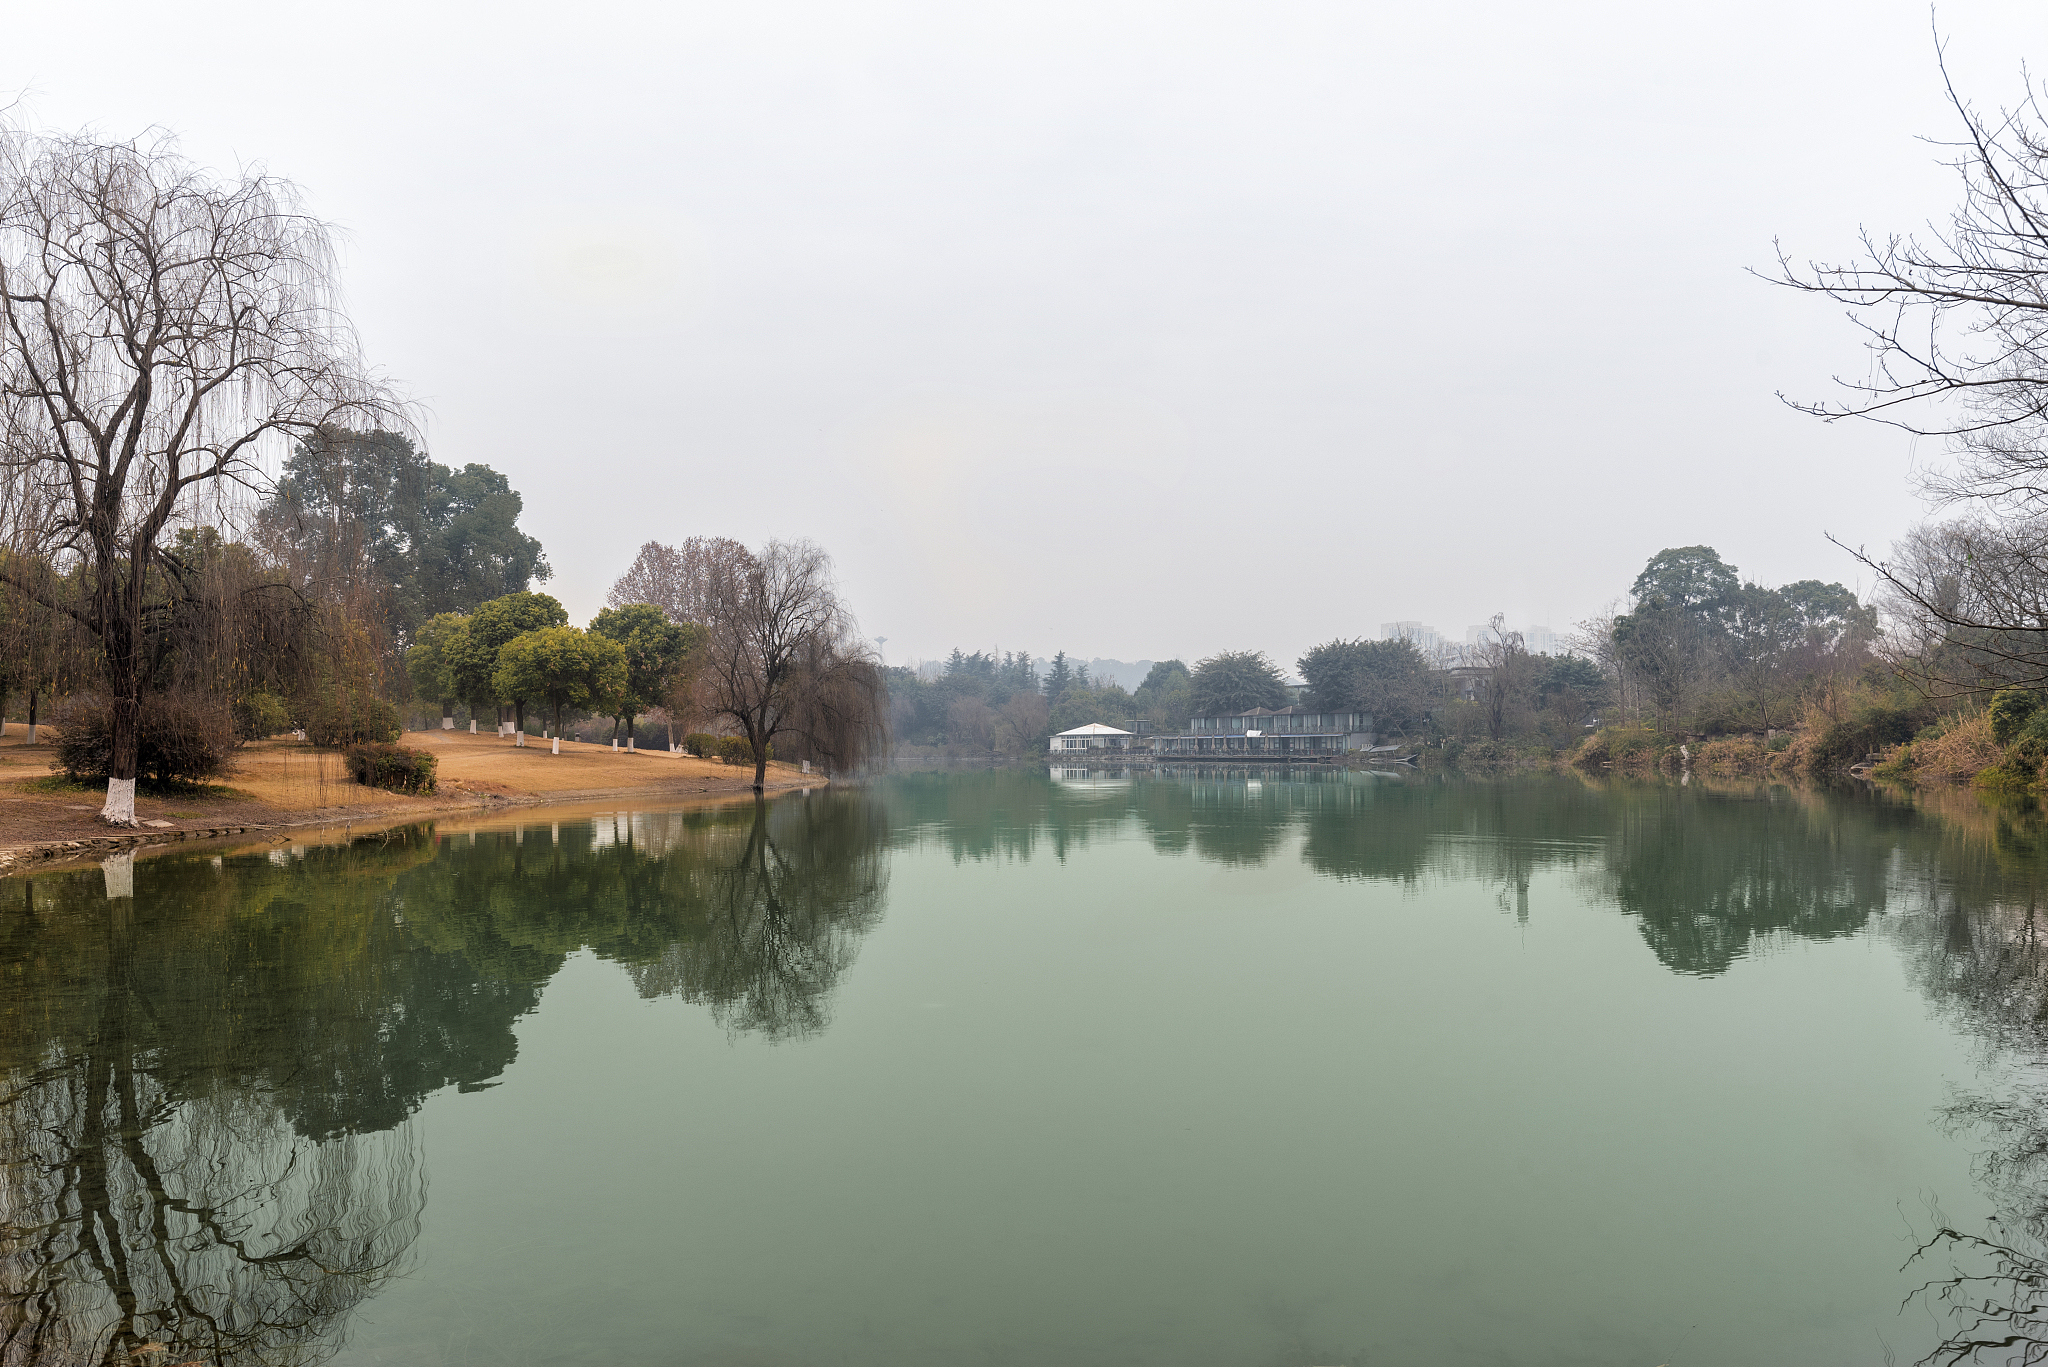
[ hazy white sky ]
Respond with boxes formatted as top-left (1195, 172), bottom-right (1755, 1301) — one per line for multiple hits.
top-left (7, 1), bottom-right (2040, 668)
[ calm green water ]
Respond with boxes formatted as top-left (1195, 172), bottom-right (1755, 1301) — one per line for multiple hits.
top-left (8, 768), bottom-right (2048, 1366)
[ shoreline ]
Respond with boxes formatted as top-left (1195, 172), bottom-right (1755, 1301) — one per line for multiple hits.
top-left (0, 729), bottom-right (825, 875)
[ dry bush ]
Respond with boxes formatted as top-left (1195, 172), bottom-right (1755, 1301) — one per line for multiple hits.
top-left (1875, 712), bottom-right (2004, 784)
top-left (1693, 737), bottom-right (1767, 776)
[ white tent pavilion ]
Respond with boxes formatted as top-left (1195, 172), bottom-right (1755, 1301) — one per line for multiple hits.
top-left (1049, 722), bottom-right (1134, 753)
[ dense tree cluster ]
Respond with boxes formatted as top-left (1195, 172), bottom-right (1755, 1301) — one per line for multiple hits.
top-left (1602, 545), bottom-right (1875, 734)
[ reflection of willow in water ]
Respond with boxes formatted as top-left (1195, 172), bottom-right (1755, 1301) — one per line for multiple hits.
top-left (0, 789), bottom-right (890, 1364)
top-left (0, 852), bottom-right (434, 1367)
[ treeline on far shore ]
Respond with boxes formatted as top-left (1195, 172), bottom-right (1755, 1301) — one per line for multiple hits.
top-left (884, 541), bottom-right (2015, 786)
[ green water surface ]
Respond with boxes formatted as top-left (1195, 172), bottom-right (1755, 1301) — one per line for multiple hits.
top-left (5, 768), bottom-right (2047, 1366)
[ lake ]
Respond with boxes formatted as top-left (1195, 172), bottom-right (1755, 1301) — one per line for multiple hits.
top-left (5, 767), bottom-right (2048, 1366)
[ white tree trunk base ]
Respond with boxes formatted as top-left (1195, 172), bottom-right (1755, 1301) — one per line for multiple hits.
top-left (516, 732), bottom-right (526, 747)
top-left (443, 716), bottom-right (454, 730)
top-left (552, 737), bottom-right (560, 754)
top-left (628, 738), bottom-right (635, 751)
top-left (612, 739), bottom-right (619, 751)
top-left (25, 725), bottom-right (36, 744)
top-left (102, 850), bottom-right (134, 899)
top-left (101, 777), bottom-right (137, 826)
top-left (469, 720), bottom-right (477, 733)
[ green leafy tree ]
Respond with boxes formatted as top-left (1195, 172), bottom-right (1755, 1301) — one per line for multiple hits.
top-left (1050, 680), bottom-right (1134, 735)
top-left (405, 612), bottom-right (469, 728)
top-left (1631, 546), bottom-right (1740, 624)
top-left (590, 603), bottom-right (699, 745)
top-left (1296, 638), bottom-right (1430, 733)
top-left (449, 592), bottom-right (567, 734)
top-left (493, 627), bottom-right (628, 740)
top-left (1611, 596), bottom-right (1701, 729)
top-left (1138, 660), bottom-right (1187, 694)
top-left (260, 429), bottom-right (550, 644)
top-left (1721, 585), bottom-right (1807, 730)
top-left (1042, 652), bottom-right (1075, 710)
top-left (418, 463), bottom-right (551, 621)
top-left (1132, 659), bottom-right (1192, 732)
top-left (1189, 650), bottom-right (1286, 715)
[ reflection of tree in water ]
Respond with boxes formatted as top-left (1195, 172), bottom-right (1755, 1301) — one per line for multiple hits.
top-left (1585, 781), bottom-right (1911, 975)
top-left (0, 790), bottom-right (894, 1363)
top-left (0, 847), bottom-right (439, 1367)
top-left (1867, 798), bottom-right (2048, 1364)
top-left (389, 791), bottom-right (891, 1042)
top-left (620, 796), bottom-right (888, 1038)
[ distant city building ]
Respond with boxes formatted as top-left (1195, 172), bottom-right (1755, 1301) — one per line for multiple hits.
top-left (1381, 621), bottom-right (1442, 650)
top-left (1462, 622), bottom-right (1562, 655)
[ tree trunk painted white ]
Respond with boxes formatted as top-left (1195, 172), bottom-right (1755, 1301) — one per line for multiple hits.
top-left (442, 715), bottom-right (454, 729)
top-left (516, 731), bottom-right (525, 747)
top-left (101, 777), bottom-right (137, 827)
top-left (469, 719), bottom-right (477, 733)
top-left (627, 737), bottom-right (634, 751)
top-left (101, 850), bottom-right (134, 899)
top-left (612, 739), bottom-right (619, 751)
top-left (552, 737), bottom-right (560, 754)
top-left (25, 724), bottom-right (36, 744)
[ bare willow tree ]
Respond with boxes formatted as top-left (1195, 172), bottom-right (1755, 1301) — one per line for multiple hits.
top-left (698, 539), bottom-right (885, 790)
top-left (0, 124), bottom-right (392, 823)
top-left (1769, 42), bottom-right (2048, 689)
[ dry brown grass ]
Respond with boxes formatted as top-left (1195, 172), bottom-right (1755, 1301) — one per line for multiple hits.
top-left (1693, 737), bottom-right (1768, 776)
top-left (226, 729), bottom-right (808, 806)
top-left (1873, 712), bottom-right (2003, 784)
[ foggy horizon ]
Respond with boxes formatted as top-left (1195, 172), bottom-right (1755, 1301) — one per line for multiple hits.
top-left (9, 0), bottom-right (2039, 667)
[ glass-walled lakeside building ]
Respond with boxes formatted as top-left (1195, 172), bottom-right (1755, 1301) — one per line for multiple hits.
top-left (1152, 706), bottom-right (1374, 757)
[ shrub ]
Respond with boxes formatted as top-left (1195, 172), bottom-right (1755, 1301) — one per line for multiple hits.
top-left (53, 692), bottom-right (233, 785)
top-left (1991, 688), bottom-right (2041, 745)
top-left (233, 690), bottom-right (292, 740)
top-left (1456, 739), bottom-right (1521, 767)
top-left (343, 743), bottom-right (438, 794)
top-left (684, 731), bottom-right (722, 758)
top-left (718, 735), bottom-right (754, 766)
top-left (1807, 702), bottom-right (1924, 772)
top-left (303, 691), bottom-right (401, 747)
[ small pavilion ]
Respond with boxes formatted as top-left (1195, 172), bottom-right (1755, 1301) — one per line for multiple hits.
top-left (1049, 723), bottom-right (1134, 753)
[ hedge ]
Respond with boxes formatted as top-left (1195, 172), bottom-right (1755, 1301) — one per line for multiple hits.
top-left (344, 743), bottom-right (438, 794)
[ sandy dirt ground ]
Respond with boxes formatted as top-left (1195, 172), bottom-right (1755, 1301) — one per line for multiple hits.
top-left (0, 726), bottom-right (818, 870)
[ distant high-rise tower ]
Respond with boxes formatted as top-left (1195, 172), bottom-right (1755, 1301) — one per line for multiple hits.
top-left (1381, 621), bottom-right (1441, 650)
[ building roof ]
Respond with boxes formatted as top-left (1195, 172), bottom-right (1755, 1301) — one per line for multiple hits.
top-left (1055, 723), bottom-right (1134, 736)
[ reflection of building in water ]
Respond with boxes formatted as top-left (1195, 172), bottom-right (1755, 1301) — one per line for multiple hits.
top-left (1154, 706), bottom-right (1374, 757)
top-left (1048, 767), bottom-right (1135, 790)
